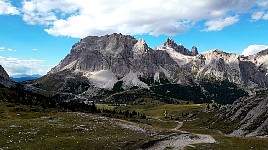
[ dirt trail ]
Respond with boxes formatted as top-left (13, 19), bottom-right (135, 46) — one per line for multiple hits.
top-left (145, 121), bottom-right (216, 150)
top-left (145, 133), bottom-right (215, 150)
top-left (76, 113), bottom-right (215, 149)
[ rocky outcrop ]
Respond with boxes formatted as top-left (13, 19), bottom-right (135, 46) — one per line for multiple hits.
top-left (0, 65), bottom-right (10, 80)
top-left (0, 65), bottom-right (14, 87)
top-left (210, 91), bottom-right (268, 137)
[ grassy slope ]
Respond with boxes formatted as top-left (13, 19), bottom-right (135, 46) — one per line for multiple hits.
top-left (1, 100), bottom-right (268, 149)
top-left (0, 102), bottom-right (154, 150)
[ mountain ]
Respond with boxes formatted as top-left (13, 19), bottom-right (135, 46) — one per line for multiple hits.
top-left (11, 74), bottom-right (42, 82)
top-left (33, 33), bottom-right (268, 103)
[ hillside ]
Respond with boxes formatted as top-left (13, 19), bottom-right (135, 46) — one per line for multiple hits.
top-left (205, 91), bottom-right (268, 137)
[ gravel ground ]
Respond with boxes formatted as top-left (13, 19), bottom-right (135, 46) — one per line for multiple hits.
top-left (144, 121), bottom-right (216, 150)
top-left (145, 133), bottom-right (215, 150)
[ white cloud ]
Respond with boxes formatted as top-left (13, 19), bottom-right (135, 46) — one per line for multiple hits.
top-left (257, 1), bottom-right (268, 7)
top-left (32, 48), bottom-right (38, 51)
top-left (203, 16), bottom-right (239, 32)
top-left (252, 11), bottom-right (266, 20)
top-left (242, 45), bottom-right (268, 56)
top-left (19, 0), bottom-right (257, 38)
top-left (0, 0), bottom-right (19, 15)
top-left (251, 0), bottom-right (268, 20)
top-left (21, 0), bottom-right (78, 25)
top-left (0, 47), bottom-right (4, 51)
top-left (0, 56), bottom-right (47, 76)
top-left (251, 11), bottom-right (268, 20)
top-left (7, 48), bottom-right (15, 52)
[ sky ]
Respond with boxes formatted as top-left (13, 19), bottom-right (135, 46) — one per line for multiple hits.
top-left (0, 0), bottom-right (268, 76)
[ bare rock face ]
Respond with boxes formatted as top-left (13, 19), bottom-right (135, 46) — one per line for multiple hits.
top-left (0, 65), bottom-right (14, 87)
top-left (50, 33), bottom-right (137, 75)
top-left (191, 46), bottom-right (198, 56)
top-left (0, 65), bottom-right (10, 80)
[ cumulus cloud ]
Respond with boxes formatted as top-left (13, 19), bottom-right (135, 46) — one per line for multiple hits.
top-left (242, 45), bottom-right (268, 56)
top-left (18, 0), bottom-right (259, 38)
top-left (0, 0), bottom-right (19, 15)
top-left (0, 47), bottom-right (4, 51)
top-left (203, 16), bottom-right (239, 31)
top-left (0, 56), bottom-right (48, 75)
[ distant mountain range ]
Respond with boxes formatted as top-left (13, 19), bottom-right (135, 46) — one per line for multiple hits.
top-left (11, 74), bottom-right (42, 82)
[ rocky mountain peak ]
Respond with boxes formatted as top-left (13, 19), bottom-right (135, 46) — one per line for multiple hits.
top-left (159, 38), bottom-right (198, 56)
top-left (133, 39), bottom-right (151, 55)
top-left (191, 46), bottom-right (198, 56)
top-left (164, 38), bottom-right (177, 48)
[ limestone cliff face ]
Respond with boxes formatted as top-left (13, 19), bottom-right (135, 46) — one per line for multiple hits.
top-left (191, 49), bottom-right (268, 88)
top-left (45, 33), bottom-right (268, 92)
top-left (48, 33), bottom-right (180, 89)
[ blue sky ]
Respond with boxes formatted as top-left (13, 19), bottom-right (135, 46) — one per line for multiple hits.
top-left (0, 0), bottom-right (268, 76)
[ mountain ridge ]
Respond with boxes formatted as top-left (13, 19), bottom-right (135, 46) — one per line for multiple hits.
top-left (32, 33), bottom-right (268, 104)
top-left (11, 74), bottom-right (42, 82)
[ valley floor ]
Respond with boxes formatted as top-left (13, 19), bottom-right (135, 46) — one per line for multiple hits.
top-left (0, 102), bottom-right (268, 149)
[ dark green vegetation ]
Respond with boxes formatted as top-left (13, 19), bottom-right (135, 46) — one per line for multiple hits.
top-left (103, 88), bottom-right (183, 105)
top-left (0, 87), bottom-right (98, 113)
top-left (151, 80), bottom-right (247, 104)
top-left (102, 80), bottom-right (247, 105)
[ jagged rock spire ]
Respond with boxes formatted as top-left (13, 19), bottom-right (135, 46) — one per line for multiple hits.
top-left (191, 46), bottom-right (198, 56)
top-left (161, 38), bottom-right (198, 56)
